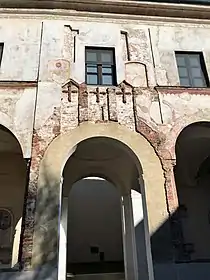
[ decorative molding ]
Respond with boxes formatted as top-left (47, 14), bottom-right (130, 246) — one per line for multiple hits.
top-left (0, 81), bottom-right (37, 88)
top-left (62, 79), bottom-right (79, 102)
top-left (120, 31), bottom-right (130, 61)
top-left (156, 86), bottom-right (210, 95)
top-left (64, 25), bottom-right (79, 63)
top-left (62, 79), bottom-right (134, 104)
top-left (1, 0), bottom-right (210, 20)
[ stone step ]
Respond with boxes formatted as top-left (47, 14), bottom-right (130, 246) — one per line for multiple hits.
top-left (67, 272), bottom-right (125, 280)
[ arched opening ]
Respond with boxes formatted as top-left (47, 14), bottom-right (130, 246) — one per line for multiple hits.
top-left (0, 125), bottom-right (26, 269)
top-left (60, 136), bottom-right (149, 280)
top-left (175, 121), bottom-right (210, 262)
top-left (67, 177), bottom-right (123, 275)
top-left (33, 122), bottom-right (165, 280)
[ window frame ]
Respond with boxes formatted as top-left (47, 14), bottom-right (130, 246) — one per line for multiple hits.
top-left (175, 51), bottom-right (209, 88)
top-left (0, 43), bottom-right (4, 67)
top-left (85, 47), bottom-right (117, 86)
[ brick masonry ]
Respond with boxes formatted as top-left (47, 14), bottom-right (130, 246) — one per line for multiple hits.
top-left (18, 79), bottom-right (189, 268)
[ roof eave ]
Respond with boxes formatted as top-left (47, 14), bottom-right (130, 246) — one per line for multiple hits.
top-left (0, 0), bottom-right (210, 19)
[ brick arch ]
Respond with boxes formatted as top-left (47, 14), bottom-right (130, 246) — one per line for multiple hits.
top-left (31, 122), bottom-right (166, 277)
top-left (168, 114), bottom-right (210, 159)
top-left (136, 118), bottom-right (171, 160)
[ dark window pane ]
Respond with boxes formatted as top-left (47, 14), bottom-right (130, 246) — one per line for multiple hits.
top-left (191, 67), bottom-right (202, 78)
top-left (101, 52), bottom-right (112, 63)
top-left (176, 52), bottom-right (209, 88)
top-left (180, 77), bottom-right (191, 86)
top-left (87, 65), bottom-right (97, 73)
top-left (102, 66), bottom-right (112, 74)
top-left (189, 55), bottom-right (200, 67)
top-left (86, 51), bottom-right (97, 62)
top-left (178, 67), bottom-right (188, 77)
top-left (102, 75), bottom-right (112, 85)
top-left (193, 78), bottom-right (205, 87)
top-left (85, 47), bottom-right (116, 86)
top-left (176, 55), bottom-right (186, 67)
top-left (87, 74), bottom-right (97, 85)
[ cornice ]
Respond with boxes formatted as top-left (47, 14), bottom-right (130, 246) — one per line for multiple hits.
top-left (0, 0), bottom-right (210, 20)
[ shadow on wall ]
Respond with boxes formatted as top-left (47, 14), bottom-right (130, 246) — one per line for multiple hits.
top-left (1, 192), bottom-right (210, 280)
top-left (3, 121), bottom-right (210, 280)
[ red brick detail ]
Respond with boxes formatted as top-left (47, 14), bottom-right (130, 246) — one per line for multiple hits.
top-left (162, 159), bottom-right (178, 214)
top-left (78, 83), bottom-right (88, 123)
top-left (136, 119), bottom-right (178, 215)
top-left (161, 159), bottom-right (185, 261)
top-left (157, 86), bottom-right (210, 95)
top-left (136, 118), bottom-right (171, 159)
top-left (20, 107), bottom-right (61, 269)
top-left (107, 88), bottom-right (118, 122)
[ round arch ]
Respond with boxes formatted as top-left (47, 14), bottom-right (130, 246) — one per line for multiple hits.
top-left (0, 124), bottom-right (27, 270)
top-left (0, 124), bottom-right (23, 155)
top-left (32, 122), bottom-right (166, 280)
top-left (175, 121), bottom-right (210, 186)
top-left (174, 121), bottom-right (210, 262)
top-left (167, 114), bottom-right (210, 159)
top-left (62, 136), bottom-right (141, 196)
top-left (0, 121), bottom-right (26, 157)
top-left (37, 122), bottom-right (163, 187)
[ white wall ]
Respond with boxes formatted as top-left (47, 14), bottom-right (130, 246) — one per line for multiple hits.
top-left (67, 178), bottom-right (123, 264)
top-left (0, 20), bottom-right (41, 81)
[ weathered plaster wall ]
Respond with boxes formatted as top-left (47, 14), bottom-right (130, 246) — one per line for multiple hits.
top-left (0, 12), bottom-right (210, 273)
top-left (150, 25), bottom-right (210, 86)
top-left (158, 89), bottom-right (210, 158)
top-left (1, 17), bottom-right (210, 158)
top-left (0, 20), bottom-right (41, 81)
top-left (0, 85), bottom-right (37, 158)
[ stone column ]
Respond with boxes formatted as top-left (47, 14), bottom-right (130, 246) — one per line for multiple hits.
top-left (162, 159), bottom-right (178, 214)
top-left (131, 189), bottom-right (151, 280)
top-left (18, 158), bottom-right (33, 270)
top-left (58, 196), bottom-right (68, 280)
top-left (162, 159), bottom-right (184, 260)
top-left (121, 193), bottom-right (138, 280)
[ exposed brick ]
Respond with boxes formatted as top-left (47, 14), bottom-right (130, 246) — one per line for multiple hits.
top-left (20, 107), bottom-right (61, 269)
top-left (157, 86), bottom-right (210, 95)
top-left (107, 88), bottom-right (118, 122)
top-left (78, 83), bottom-right (88, 123)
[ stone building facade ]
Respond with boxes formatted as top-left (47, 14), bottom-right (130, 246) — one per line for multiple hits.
top-left (1, 1), bottom-right (210, 279)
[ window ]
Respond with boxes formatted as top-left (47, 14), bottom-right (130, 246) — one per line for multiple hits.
top-left (0, 43), bottom-right (3, 66)
top-left (175, 52), bottom-right (209, 87)
top-left (85, 47), bottom-right (116, 86)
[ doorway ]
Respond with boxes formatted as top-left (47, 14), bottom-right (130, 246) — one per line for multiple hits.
top-left (33, 123), bottom-right (162, 280)
top-left (66, 177), bottom-right (124, 276)
top-left (60, 136), bottom-right (142, 280)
